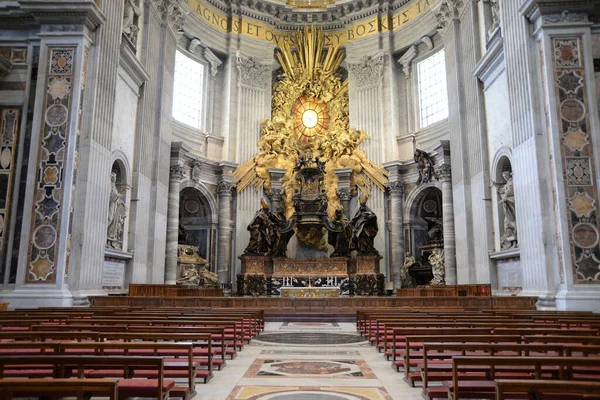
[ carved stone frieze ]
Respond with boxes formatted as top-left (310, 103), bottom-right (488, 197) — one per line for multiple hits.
top-left (386, 181), bottom-right (404, 196)
top-left (152, 0), bottom-right (188, 32)
top-left (543, 11), bottom-right (588, 24)
top-left (347, 53), bottom-right (384, 89)
top-left (236, 52), bottom-right (271, 88)
top-left (217, 179), bottom-right (235, 196)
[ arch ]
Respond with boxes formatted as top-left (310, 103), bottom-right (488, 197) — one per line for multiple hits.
top-left (110, 150), bottom-right (131, 185)
top-left (491, 146), bottom-right (513, 183)
top-left (179, 180), bottom-right (218, 224)
top-left (403, 181), bottom-right (442, 222)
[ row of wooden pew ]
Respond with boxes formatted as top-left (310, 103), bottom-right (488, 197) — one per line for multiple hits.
top-left (357, 308), bottom-right (600, 400)
top-left (0, 306), bottom-right (264, 399)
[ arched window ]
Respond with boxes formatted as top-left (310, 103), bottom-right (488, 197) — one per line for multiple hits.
top-left (173, 50), bottom-right (205, 130)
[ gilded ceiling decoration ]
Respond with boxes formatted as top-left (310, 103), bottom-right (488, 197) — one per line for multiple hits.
top-left (233, 27), bottom-right (388, 218)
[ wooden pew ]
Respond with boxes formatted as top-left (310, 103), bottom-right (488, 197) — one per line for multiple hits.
top-left (420, 343), bottom-right (566, 394)
top-left (0, 355), bottom-right (171, 400)
top-left (445, 356), bottom-right (600, 400)
top-left (494, 380), bottom-right (600, 400)
top-left (397, 335), bottom-right (522, 375)
top-left (0, 378), bottom-right (119, 400)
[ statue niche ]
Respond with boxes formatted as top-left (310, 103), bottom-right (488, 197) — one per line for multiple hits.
top-left (494, 170), bottom-right (518, 250)
top-left (106, 171), bottom-right (127, 250)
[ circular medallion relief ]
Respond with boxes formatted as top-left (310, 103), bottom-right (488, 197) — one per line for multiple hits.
top-left (45, 104), bottom-right (69, 127)
top-left (560, 99), bottom-right (586, 123)
top-left (572, 223), bottom-right (599, 249)
top-left (185, 200), bottom-right (199, 214)
top-left (423, 199), bottom-right (438, 213)
top-left (33, 225), bottom-right (57, 250)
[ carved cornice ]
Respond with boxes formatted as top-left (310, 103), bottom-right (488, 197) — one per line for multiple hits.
top-left (397, 45), bottom-right (417, 78)
top-left (236, 52), bottom-right (271, 89)
top-left (153, 0), bottom-right (188, 32)
top-left (204, 47), bottom-right (223, 78)
top-left (17, 0), bottom-right (106, 30)
top-left (386, 181), bottom-right (405, 196)
top-left (347, 52), bottom-right (384, 89)
top-left (217, 179), bottom-right (235, 196)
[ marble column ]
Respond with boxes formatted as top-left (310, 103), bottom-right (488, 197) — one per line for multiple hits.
top-left (386, 181), bottom-right (405, 289)
top-left (437, 164), bottom-right (457, 285)
top-left (334, 168), bottom-right (353, 218)
top-left (217, 178), bottom-right (235, 284)
top-left (268, 168), bottom-right (286, 212)
top-left (164, 164), bottom-right (184, 284)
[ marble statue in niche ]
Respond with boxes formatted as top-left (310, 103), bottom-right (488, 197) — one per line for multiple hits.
top-left (428, 249), bottom-right (445, 285)
top-left (497, 171), bottom-right (518, 249)
top-left (106, 172), bottom-right (127, 250)
top-left (123, 0), bottom-right (141, 47)
top-left (350, 196), bottom-right (379, 256)
top-left (414, 149), bottom-right (435, 184)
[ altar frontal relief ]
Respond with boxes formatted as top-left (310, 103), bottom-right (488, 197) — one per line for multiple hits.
top-left (234, 27), bottom-right (388, 228)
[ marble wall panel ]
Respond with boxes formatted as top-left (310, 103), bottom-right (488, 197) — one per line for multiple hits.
top-left (552, 37), bottom-right (600, 284)
top-left (25, 48), bottom-right (77, 285)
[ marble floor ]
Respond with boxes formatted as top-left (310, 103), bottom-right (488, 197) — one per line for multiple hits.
top-left (191, 321), bottom-right (423, 400)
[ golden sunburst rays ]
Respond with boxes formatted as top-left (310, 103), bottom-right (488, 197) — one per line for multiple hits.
top-left (292, 96), bottom-right (330, 142)
top-left (233, 26), bottom-right (389, 202)
top-left (276, 26), bottom-right (345, 81)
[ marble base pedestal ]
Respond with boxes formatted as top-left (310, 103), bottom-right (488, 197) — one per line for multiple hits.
top-left (350, 255), bottom-right (384, 296)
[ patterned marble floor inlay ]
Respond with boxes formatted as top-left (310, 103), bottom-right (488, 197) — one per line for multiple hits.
top-left (244, 359), bottom-right (375, 378)
top-left (256, 332), bottom-right (366, 345)
top-left (283, 322), bottom-right (339, 327)
top-left (202, 321), bottom-right (423, 400)
top-left (259, 350), bottom-right (362, 356)
top-left (226, 386), bottom-right (393, 400)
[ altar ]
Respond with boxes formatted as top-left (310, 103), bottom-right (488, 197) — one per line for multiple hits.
top-left (280, 287), bottom-right (340, 298)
